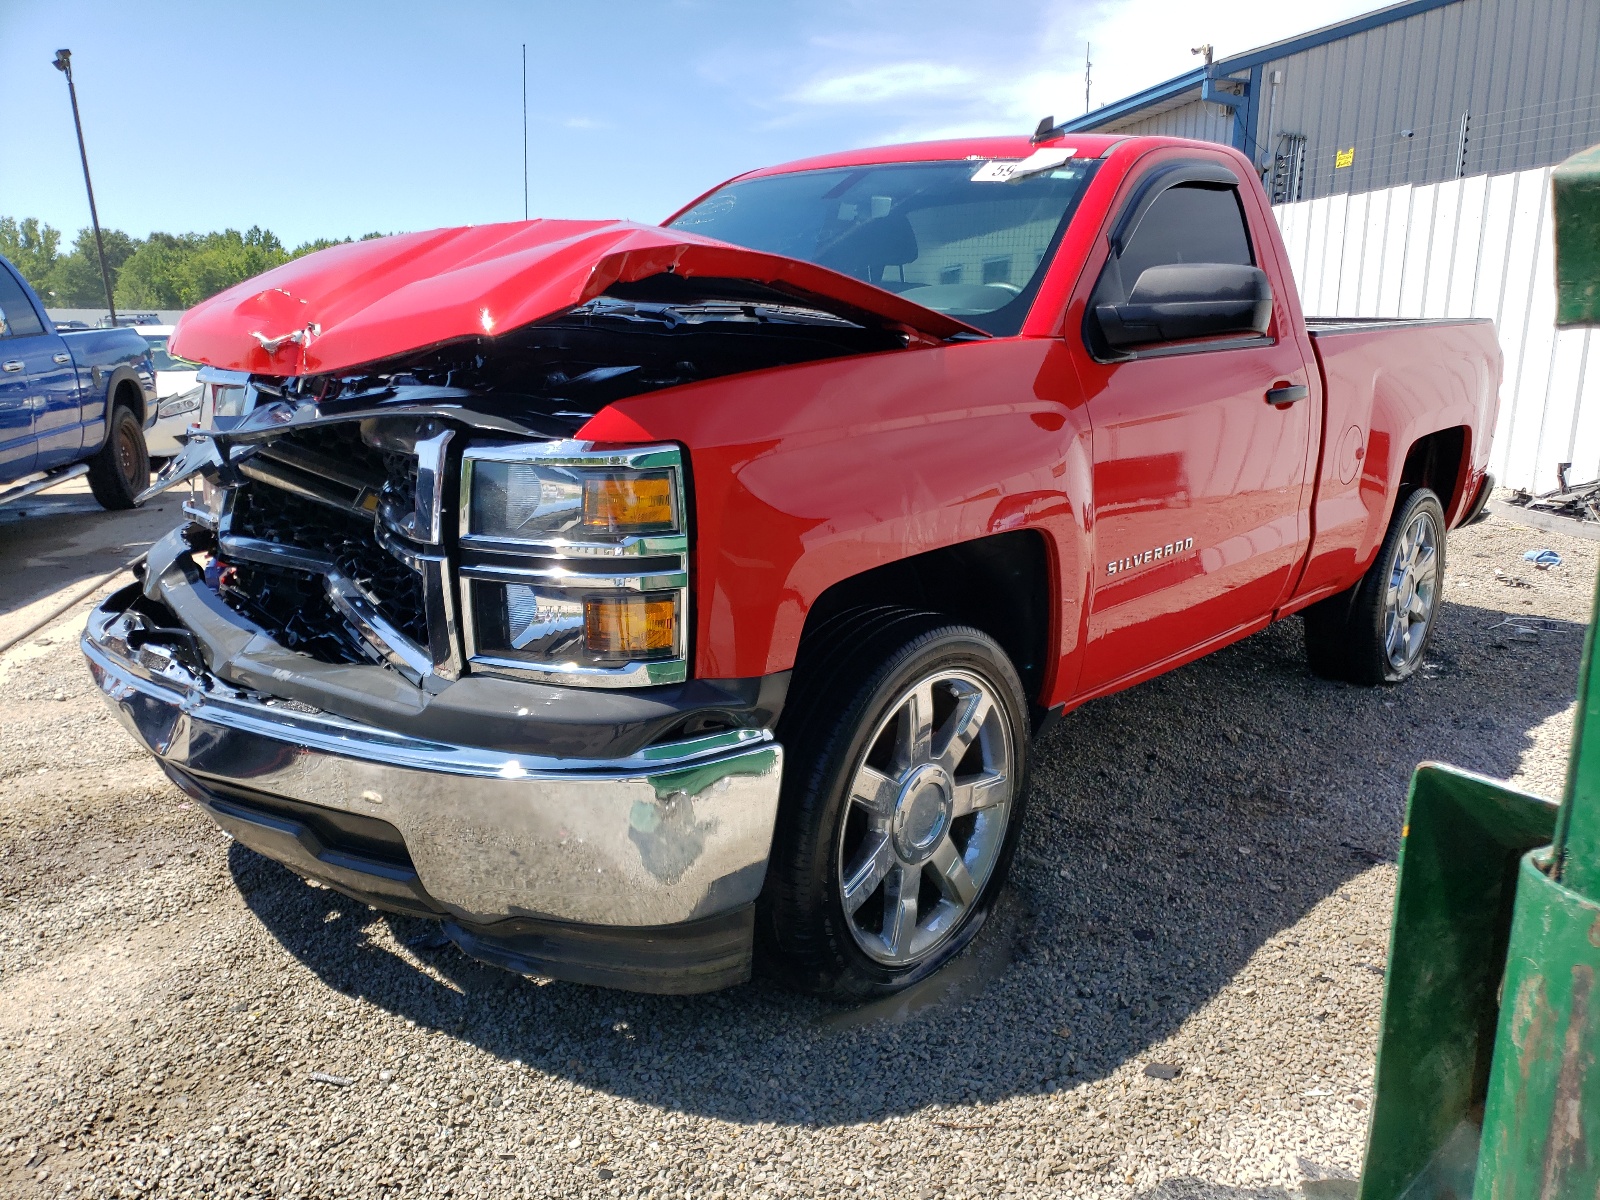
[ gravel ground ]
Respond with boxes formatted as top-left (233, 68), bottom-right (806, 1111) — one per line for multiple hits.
top-left (0, 515), bottom-right (1593, 1200)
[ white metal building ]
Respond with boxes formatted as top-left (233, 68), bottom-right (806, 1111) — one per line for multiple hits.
top-left (1063, 0), bottom-right (1600, 493)
top-left (1061, 0), bottom-right (1600, 204)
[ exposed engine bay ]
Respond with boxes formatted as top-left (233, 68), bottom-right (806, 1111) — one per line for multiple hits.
top-left (164, 277), bottom-right (912, 681)
top-left (283, 275), bottom-right (909, 434)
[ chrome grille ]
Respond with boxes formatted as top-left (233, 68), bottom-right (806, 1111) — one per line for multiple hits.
top-left (212, 418), bottom-right (457, 684)
top-left (206, 421), bottom-right (686, 689)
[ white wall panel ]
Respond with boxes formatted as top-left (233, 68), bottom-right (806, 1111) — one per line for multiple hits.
top-left (1397, 184), bottom-right (1438, 318)
top-left (1374, 187), bottom-right (1413, 318)
top-left (1567, 332), bottom-right (1600, 483)
top-left (1355, 188), bottom-right (1391, 317)
top-left (1471, 172), bottom-right (1518, 318)
top-left (1276, 201), bottom-right (1308, 287)
top-left (1274, 164), bottom-right (1594, 492)
top-left (1421, 181), bottom-right (1460, 318)
top-left (1445, 173), bottom-right (1488, 318)
top-left (1504, 203), bottom-right (1562, 485)
top-left (1337, 192), bottom-right (1370, 314)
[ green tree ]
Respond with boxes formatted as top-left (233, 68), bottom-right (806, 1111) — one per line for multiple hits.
top-left (287, 232), bottom-right (388, 259)
top-left (40, 226), bottom-right (137, 306)
top-left (116, 227), bottom-right (292, 308)
top-left (113, 233), bottom-right (194, 308)
top-left (182, 227), bottom-right (289, 303)
top-left (290, 236), bottom-right (352, 258)
top-left (5, 215), bottom-right (396, 310)
top-left (0, 217), bottom-right (61, 291)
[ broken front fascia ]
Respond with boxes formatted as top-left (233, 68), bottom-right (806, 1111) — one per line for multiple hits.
top-left (150, 410), bottom-right (698, 695)
top-left (138, 277), bottom-right (934, 690)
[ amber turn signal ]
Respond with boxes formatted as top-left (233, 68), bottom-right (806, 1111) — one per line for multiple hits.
top-left (583, 593), bottom-right (677, 657)
top-left (582, 472), bottom-right (676, 533)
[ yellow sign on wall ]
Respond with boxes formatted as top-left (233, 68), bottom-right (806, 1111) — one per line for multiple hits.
top-left (1335, 147), bottom-right (1355, 169)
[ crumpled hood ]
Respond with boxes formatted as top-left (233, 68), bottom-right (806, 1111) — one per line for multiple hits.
top-left (170, 219), bottom-right (984, 377)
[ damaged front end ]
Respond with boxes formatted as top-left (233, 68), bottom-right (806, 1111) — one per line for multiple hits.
top-left (144, 276), bottom-right (908, 692)
top-left (83, 274), bottom-right (942, 992)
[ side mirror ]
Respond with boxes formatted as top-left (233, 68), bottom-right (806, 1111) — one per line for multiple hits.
top-left (1095, 263), bottom-right (1272, 350)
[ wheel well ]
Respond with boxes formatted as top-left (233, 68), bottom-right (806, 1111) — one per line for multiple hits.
top-left (112, 377), bottom-right (144, 425)
top-left (797, 531), bottom-right (1053, 707)
top-left (1400, 426), bottom-right (1467, 515)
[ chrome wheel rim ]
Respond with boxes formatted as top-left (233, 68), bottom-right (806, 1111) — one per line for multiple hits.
top-left (835, 668), bottom-right (1014, 967)
top-left (1384, 508), bottom-right (1439, 670)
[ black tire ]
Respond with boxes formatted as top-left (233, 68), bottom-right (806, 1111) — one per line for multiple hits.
top-left (1303, 487), bottom-right (1446, 685)
top-left (87, 404), bottom-right (150, 511)
top-left (758, 607), bottom-right (1031, 999)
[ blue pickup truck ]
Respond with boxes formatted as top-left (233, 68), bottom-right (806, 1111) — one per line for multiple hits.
top-left (0, 254), bottom-right (157, 509)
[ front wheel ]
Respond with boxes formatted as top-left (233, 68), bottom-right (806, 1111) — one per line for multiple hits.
top-left (87, 405), bottom-right (150, 510)
top-left (759, 610), bottom-right (1031, 999)
top-left (1304, 487), bottom-right (1446, 684)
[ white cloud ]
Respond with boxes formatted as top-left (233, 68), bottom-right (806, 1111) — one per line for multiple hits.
top-left (782, 0), bottom-right (1391, 148)
top-left (790, 61), bottom-right (977, 105)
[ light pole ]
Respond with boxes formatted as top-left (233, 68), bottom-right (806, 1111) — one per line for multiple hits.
top-left (522, 44), bottom-right (529, 221)
top-left (51, 49), bottom-right (117, 326)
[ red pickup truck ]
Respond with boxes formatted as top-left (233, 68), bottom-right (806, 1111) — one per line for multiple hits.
top-left (84, 131), bottom-right (1499, 998)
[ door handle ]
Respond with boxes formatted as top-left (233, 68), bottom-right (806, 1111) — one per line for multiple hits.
top-left (2, 360), bottom-right (24, 373)
top-left (52, 352), bottom-right (72, 365)
top-left (1266, 383), bottom-right (1308, 405)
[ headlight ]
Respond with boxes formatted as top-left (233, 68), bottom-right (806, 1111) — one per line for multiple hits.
top-left (467, 462), bottom-right (680, 540)
top-left (157, 385), bottom-right (202, 420)
top-left (458, 442), bottom-right (689, 686)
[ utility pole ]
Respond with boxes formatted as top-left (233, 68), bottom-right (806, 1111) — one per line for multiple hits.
top-left (51, 49), bottom-right (117, 325)
top-left (522, 44), bottom-right (529, 221)
top-left (1084, 43), bottom-right (1092, 114)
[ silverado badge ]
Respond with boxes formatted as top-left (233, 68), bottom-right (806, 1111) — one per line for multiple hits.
top-left (1106, 537), bottom-right (1194, 576)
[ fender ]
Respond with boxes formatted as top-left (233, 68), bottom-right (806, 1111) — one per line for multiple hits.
top-left (580, 336), bottom-right (1093, 701)
top-left (82, 363), bottom-right (152, 456)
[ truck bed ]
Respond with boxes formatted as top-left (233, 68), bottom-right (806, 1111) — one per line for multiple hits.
top-left (1291, 314), bottom-right (1501, 603)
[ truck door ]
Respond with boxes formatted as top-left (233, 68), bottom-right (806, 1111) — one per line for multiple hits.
top-left (1073, 155), bottom-right (1315, 693)
top-left (0, 264), bottom-right (46, 479)
top-left (0, 264), bottom-right (83, 471)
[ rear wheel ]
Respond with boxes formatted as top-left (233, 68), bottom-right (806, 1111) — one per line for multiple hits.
top-left (1304, 487), bottom-right (1446, 684)
top-left (87, 404), bottom-right (150, 510)
top-left (759, 609), bottom-right (1030, 999)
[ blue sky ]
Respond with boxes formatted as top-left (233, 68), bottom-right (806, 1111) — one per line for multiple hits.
top-left (0, 0), bottom-right (1378, 247)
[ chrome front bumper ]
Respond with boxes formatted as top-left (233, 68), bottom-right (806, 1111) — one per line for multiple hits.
top-left (82, 591), bottom-right (784, 935)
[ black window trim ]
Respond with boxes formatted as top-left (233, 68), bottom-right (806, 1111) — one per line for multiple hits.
top-left (0, 259), bottom-right (49, 340)
top-left (1082, 156), bottom-right (1276, 364)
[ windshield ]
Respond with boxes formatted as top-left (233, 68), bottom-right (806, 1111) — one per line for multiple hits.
top-left (144, 336), bottom-right (199, 373)
top-left (669, 157), bottom-right (1100, 336)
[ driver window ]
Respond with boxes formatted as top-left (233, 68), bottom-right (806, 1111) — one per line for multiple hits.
top-left (0, 269), bottom-right (46, 339)
top-left (1118, 183), bottom-right (1254, 286)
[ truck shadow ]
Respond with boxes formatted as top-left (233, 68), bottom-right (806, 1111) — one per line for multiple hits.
top-left (231, 595), bottom-right (1581, 1126)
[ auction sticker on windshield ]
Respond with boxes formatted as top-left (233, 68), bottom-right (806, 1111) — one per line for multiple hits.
top-left (971, 148), bottom-right (1077, 182)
